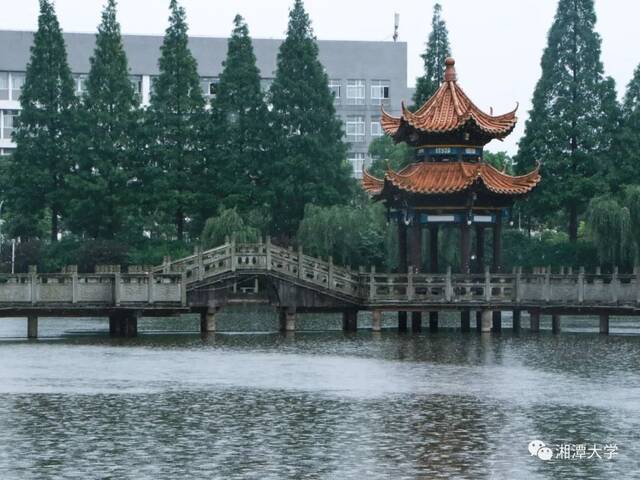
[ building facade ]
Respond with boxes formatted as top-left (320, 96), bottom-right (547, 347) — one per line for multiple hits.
top-left (0, 30), bottom-right (410, 177)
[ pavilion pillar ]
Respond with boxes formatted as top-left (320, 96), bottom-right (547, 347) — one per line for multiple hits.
top-left (475, 226), bottom-right (485, 273)
top-left (460, 221), bottom-right (471, 274)
top-left (398, 222), bottom-right (408, 273)
top-left (398, 222), bottom-right (408, 331)
top-left (410, 222), bottom-right (422, 272)
top-left (480, 309), bottom-right (492, 333)
top-left (429, 225), bottom-right (439, 273)
top-left (492, 212), bottom-right (503, 273)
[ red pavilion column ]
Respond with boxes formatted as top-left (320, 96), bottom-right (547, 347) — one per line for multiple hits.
top-left (397, 222), bottom-right (408, 331)
top-left (460, 221), bottom-right (471, 274)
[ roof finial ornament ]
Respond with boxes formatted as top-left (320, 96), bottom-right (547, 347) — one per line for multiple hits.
top-left (444, 57), bottom-right (456, 82)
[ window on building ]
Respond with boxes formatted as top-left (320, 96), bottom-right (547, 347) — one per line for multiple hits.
top-left (0, 72), bottom-right (8, 100)
top-left (1, 110), bottom-right (17, 140)
top-left (370, 116), bottom-right (383, 137)
top-left (346, 115), bottom-right (365, 143)
top-left (346, 79), bottom-right (365, 105)
top-left (349, 152), bottom-right (366, 179)
top-left (10, 73), bottom-right (25, 101)
top-left (329, 79), bottom-right (341, 103)
top-left (260, 78), bottom-right (274, 93)
top-left (371, 80), bottom-right (390, 105)
top-left (129, 75), bottom-right (142, 96)
top-left (74, 74), bottom-right (87, 95)
top-left (200, 78), bottom-right (219, 98)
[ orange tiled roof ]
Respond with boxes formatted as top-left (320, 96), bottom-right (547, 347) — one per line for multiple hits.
top-left (381, 58), bottom-right (517, 138)
top-left (363, 161), bottom-right (540, 196)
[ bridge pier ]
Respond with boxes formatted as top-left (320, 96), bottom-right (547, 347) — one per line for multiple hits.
top-left (492, 311), bottom-right (502, 332)
top-left (27, 315), bottom-right (38, 339)
top-left (429, 311), bottom-right (439, 331)
top-left (411, 311), bottom-right (422, 332)
top-left (372, 310), bottom-right (382, 332)
top-left (398, 311), bottom-right (408, 332)
top-left (552, 314), bottom-right (561, 334)
top-left (200, 308), bottom-right (217, 333)
top-left (530, 310), bottom-right (540, 332)
top-left (109, 311), bottom-right (139, 337)
top-left (343, 310), bottom-right (358, 332)
top-left (476, 311), bottom-right (482, 330)
top-left (512, 310), bottom-right (521, 332)
top-left (599, 314), bottom-right (609, 334)
top-left (480, 310), bottom-right (492, 333)
top-left (460, 310), bottom-right (471, 332)
top-left (279, 307), bottom-right (297, 332)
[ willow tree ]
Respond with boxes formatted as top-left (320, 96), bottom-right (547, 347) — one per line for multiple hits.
top-left (516, 0), bottom-right (620, 242)
top-left (586, 197), bottom-right (631, 267)
top-left (413, 3), bottom-right (451, 107)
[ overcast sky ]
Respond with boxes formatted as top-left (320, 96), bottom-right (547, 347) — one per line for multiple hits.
top-left (2, 0), bottom-right (639, 155)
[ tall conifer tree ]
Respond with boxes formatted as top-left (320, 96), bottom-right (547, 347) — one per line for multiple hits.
top-left (208, 15), bottom-right (270, 219)
top-left (609, 64), bottom-right (640, 192)
top-left (269, 0), bottom-right (352, 237)
top-left (7, 0), bottom-right (76, 241)
top-left (516, 0), bottom-right (620, 242)
top-left (147, 0), bottom-right (205, 241)
top-left (413, 3), bottom-right (451, 107)
top-left (69, 0), bottom-right (140, 240)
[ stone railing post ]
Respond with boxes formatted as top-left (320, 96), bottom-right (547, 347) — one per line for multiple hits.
top-left (196, 245), bottom-right (204, 281)
top-left (30, 267), bottom-right (38, 305)
top-left (181, 272), bottom-right (187, 306)
top-left (484, 266), bottom-right (491, 302)
top-left (230, 237), bottom-right (236, 272)
top-left (514, 267), bottom-right (522, 303)
top-left (298, 245), bottom-right (304, 279)
top-left (445, 266), bottom-right (452, 302)
top-left (369, 265), bottom-right (376, 300)
top-left (266, 236), bottom-right (272, 271)
top-left (612, 266), bottom-right (619, 304)
top-left (578, 267), bottom-right (585, 304)
top-left (635, 266), bottom-right (640, 305)
top-left (544, 267), bottom-right (551, 303)
top-left (328, 257), bottom-right (334, 289)
top-left (407, 268), bottom-right (414, 301)
top-left (114, 272), bottom-right (121, 306)
top-left (72, 271), bottom-right (78, 304)
top-left (148, 272), bottom-right (154, 304)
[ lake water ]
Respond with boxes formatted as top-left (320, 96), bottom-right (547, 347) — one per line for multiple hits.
top-left (0, 310), bottom-right (639, 479)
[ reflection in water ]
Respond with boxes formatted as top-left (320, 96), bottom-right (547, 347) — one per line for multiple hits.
top-left (0, 314), bottom-right (639, 479)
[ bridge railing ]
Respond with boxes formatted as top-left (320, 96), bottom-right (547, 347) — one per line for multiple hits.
top-left (148, 240), bottom-right (640, 307)
top-left (0, 272), bottom-right (185, 306)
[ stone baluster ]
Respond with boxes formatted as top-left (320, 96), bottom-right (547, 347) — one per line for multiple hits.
top-left (445, 266), bottom-right (452, 302)
top-left (114, 272), bottom-right (121, 306)
top-left (484, 266), bottom-right (491, 302)
top-left (266, 236), bottom-right (272, 271)
top-left (147, 272), bottom-right (154, 304)
top-left (578, 267), bottom-right (585, 304)
top-left (230, 237), bottom-right (236, 272)
top-left (612, 266), bottom-right (619, 304)
top-left (369, 265), bottom-right (376, 300)
top-left (298, 246), bottom-right (304, 279)
top-left (29, 265), bottom-right (38, 305)
top-left (328, 256), bottom-right (334, 289)
top-left (407, 268), bottom-right (414, 301)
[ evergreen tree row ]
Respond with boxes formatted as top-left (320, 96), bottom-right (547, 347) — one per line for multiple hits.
top-left (4, 0), bottom-right (353, 248)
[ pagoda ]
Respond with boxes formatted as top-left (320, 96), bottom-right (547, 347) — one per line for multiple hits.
top-left (363, 57), bottom-right (540, 278)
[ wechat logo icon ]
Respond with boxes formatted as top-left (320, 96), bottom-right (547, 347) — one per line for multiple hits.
top-left (529, 440), bottom-right (553, 461)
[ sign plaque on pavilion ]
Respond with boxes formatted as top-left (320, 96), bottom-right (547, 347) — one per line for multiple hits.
top-left (363, 58), bottom-right (540, 277)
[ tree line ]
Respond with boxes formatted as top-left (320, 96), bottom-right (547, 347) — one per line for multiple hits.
top-left (2, 0), bottom-right (352, 269)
